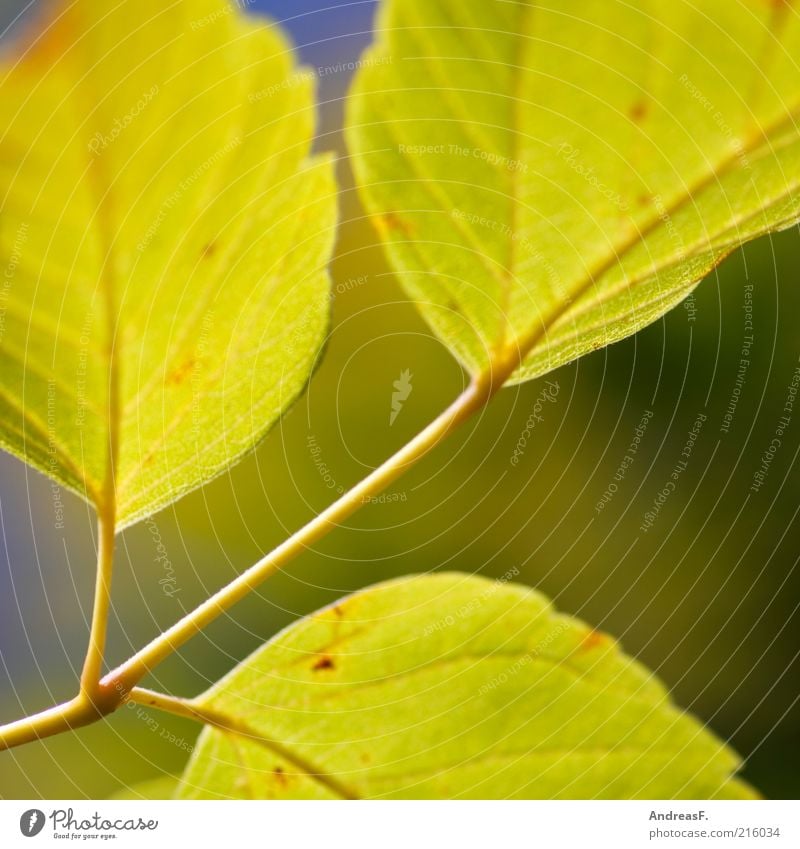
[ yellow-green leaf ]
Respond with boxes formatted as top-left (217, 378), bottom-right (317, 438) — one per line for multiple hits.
top-left (345, 0), bottom-right (800, 382)
top-left (176, 573), bottom-right (755, 799)
top-left (0, 0), bottom-right (336, 527)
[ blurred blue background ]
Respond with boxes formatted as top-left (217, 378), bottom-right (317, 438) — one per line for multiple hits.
top-left (0, 0), bottom-right (798, 799)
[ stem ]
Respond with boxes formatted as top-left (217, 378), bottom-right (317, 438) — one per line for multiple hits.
top-left (0, 511), bottom-right (121, 751)
top-left (104, 357), bottom-right (517, 695)
top-left (128, 687), bottom-right (219, 725)
top-left (128, 687), bottom-right (358, 799)
top-left (0, 696), bottom-right (100, 751)
top-left (80, 508), bottom-right (116, 697)
top-left (0, 349), bottom-right (519, 752)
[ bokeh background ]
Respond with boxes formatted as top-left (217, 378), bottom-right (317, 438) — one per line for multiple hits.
top-left (0, 0), bottom-right (798, 799)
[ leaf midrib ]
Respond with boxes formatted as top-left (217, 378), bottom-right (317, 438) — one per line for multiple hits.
top-left (498, 0), bottom-right (533, 352)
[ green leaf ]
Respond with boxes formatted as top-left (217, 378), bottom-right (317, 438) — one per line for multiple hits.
top-left (0, 0), bottom-right (336, 528)
top-left (345, 0), bottom-right (800, 383)
top-left (176, 573), bottom-right (755, 799)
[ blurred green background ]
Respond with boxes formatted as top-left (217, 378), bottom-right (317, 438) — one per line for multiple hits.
top-left (1, 0), bottom-right (798, 800)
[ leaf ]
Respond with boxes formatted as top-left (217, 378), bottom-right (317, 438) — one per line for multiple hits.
top-left (176, 573), bottom-right (755, 799)
top-left (0, 0), bottom-right (336, 527)
top-left (345, 0), bottom-right (800, 383)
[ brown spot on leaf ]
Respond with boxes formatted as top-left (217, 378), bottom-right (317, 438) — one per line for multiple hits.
top-left (312, 655), bottom-right (335, 671)
top-left (273, 766), bottom-right (288, 786)
top-left (579, 630), bottom-right (609, 652)
top-left (637, 193), bottom-right (651, 207)
top-left (630, 100), bottom-right (648, 122)
top-left (201, 241), bottom-right (218, 259)
top-left (167, 358), bottom-right (196, 386)
top-left (376, 211), bottom-right (414, 237)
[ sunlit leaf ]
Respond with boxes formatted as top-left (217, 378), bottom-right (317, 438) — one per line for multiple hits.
top-left (176, 573), bottom-right (754, 799)
top-left (0, 0), bottom-right (336, 527)
top-left (346, 0), bottom-right (800, 382)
